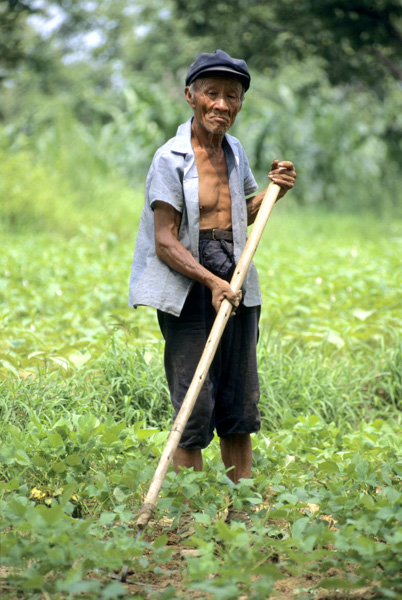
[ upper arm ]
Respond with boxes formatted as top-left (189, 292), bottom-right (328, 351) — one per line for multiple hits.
top-left (148, 152), bottom-right (184, 214)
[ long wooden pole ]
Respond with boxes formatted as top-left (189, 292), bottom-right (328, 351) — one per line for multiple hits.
top-left (136, 182), bottom-right (281, 531)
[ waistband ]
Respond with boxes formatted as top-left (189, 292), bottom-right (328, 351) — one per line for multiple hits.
top-left (199, 229), bottom-right (233, 241)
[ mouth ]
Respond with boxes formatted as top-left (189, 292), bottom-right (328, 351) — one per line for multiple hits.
top-left (211, 115), bottom-right (229, 124)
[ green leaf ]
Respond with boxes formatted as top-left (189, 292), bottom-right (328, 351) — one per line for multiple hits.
top-left (32, 455), bottom-right (47, 468)
top-left (65, 453), bottom-right (82, 466)
top-left (101, 432), bottom-right (120, 445)
top-left (292, 516), bottom-right (310, 539)
top-left (48, 432), bottom-right (64, 448)
top-left (49, 356), bottom-right (69, 370)
top-left (6, 424), bottom-right (21, 436)
top-left (22, 575), bottom-right (45, 590)
top-left (277, 492), bottom-right (298, 504)
top-left (98, 512), bottom-right (116, 526)
top-left (61, 581), bottom-right (100, 594)
top-left (52, 461), bottom-right (66, 474)
top-left (136, 428), bottom-right (159, 440)
top-left (2, 479), bottom-right (20, 491)
top-left (376, 506), bottom-right (395, 520)
top-left (153, 533), bottom-right (168, 549)
top-left (253, 563), bottom-right (284, 580)
top-left (1, 360), bottom-right (19, 377)
top-left (15, 450), bottom-right (30, 465)
top-left (35, 504), bottom-right (64, 525)
top-left (215, 520), bottom-right (234, 541)
top-left (327, 331), bottom-right (345, 349)
top-left (355, 460), bottom-right (369, 480)
top-left (101, 581), bottom-right (127, 599)
top-left (194, 512), bottom-right (212, 525)
top-left (383, 486), bottom-right (401, 504)
top-left (319, 576), bottom-right (354, 589)
top-left (68, 352), bottom-right (91, 369)
top-left (113, 487), bottom-right (128, 503)
top-left (319, 460), bottom-right (339, 474)
top-left (353, 309), bottom-right (375, 321)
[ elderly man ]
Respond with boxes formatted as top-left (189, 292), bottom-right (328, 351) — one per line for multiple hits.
top-left (129, 50), bottom-right (296, 523)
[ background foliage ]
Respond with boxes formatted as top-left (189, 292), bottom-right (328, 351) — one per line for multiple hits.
top-left (1, 210), bottom-right (401, 599)
top-left (0, 0), bottom-right (401, 222)
top-left (1, 1), bottom-right (401, 598)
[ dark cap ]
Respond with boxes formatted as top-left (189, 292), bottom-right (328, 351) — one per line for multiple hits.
top-left (185, 49), bottom-right (250, 91)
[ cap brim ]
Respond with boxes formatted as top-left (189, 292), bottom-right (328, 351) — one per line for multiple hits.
top-left (188, 66), bottom-right (249, 89)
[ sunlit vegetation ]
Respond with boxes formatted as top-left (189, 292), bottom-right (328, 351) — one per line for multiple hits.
top-left (1, 199), bottom-right (401, 598)
top-left (1, 1), bottom-right (401, 597)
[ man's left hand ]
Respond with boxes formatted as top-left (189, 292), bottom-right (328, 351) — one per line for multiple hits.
top-left (269, 159), bottom-right (296, 200)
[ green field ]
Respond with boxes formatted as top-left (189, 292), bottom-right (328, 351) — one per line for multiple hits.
top-left (1, 203), bottom-right (401, 599)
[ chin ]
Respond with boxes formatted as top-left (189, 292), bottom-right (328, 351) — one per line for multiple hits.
top-left (206, 121), bottom-right (230, 134)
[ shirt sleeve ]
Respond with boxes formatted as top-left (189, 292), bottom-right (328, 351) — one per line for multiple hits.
top-left (234, 141), bottom-right (258, 196)
top-left (147, 150), bottom-right (184, 213)
top-left (242, 149), bottom-right (259, 196)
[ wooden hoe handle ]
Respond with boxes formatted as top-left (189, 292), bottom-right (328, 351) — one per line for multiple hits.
top-left (136, 182), bottom-right (281, 531)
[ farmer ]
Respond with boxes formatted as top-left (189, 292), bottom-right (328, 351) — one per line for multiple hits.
top-left (129, 49), bottom-right (296, 523)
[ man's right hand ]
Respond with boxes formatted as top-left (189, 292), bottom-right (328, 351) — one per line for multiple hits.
top-left (210, 278), bottom-right (242, 314)
top-left (154, 202), bottom-right (241, 314)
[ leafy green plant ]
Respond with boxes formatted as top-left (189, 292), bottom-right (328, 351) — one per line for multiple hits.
top-left (1, 206), bottom-right (401, 598)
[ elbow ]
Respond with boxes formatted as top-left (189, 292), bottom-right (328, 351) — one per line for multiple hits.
top-left (155, 236), bottom-right (171, 263)
top-left (155, 241), bottom-right (165, 261)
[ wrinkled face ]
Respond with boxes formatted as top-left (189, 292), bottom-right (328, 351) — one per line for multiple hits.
top-left (185, 77), bottom-right (243, 136)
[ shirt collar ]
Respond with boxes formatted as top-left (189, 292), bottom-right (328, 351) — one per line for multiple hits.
top-left (170, 118), bottom-right (194, 154)
top-left (170, 117), bottom-right (239, 160)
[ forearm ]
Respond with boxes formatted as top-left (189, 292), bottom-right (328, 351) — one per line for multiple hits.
top-left (156, 235), bottom-right (218, 290)
top-left (246, 160), bottom-right (297, 224)
top-left (156, 233), bottom-right (242, 313)
top-left (153, 201), bottom-right (241, 312)
top-left (246, 190), bottom-right (266, 225)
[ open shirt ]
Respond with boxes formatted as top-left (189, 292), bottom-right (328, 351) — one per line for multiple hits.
top-left (128, 118), bottom-right (262, 316)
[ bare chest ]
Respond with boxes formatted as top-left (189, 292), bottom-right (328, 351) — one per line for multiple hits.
top-left (194, 147), bottom-right (232, 229)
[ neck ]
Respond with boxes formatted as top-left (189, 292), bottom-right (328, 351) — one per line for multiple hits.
top-left (191, 118), bottom-right (225, 153)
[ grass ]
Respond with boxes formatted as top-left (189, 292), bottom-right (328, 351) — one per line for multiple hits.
top-left (1, 204), bottom-right (400, 429)
top-left (0, 194), bottom-right (401, 598)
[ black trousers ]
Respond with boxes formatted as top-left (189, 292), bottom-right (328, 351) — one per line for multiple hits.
top-left (157, 238), bottom-right (261, 450)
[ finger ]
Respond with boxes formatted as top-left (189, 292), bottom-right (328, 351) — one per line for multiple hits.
top-left (279, 168), bottom-right (297, 178)
top-left (270, 167), bottom-right (296, 178)
top-left (224, 294), bottom-right (238, 308)
top-left (269, 178), bottom-right (295, 190)
top-left (278, 161), bottom-right (294, 169)
top-left (271, 179), bottom-right (295, 190)
top-left (269, 167), bottom-right (296, 178)
top-left (270, 158), bottom-right (279, 171)
top-left (272, 173), bottom-right (296, 185)
top-left (269, 172), bottom-right (296, 184)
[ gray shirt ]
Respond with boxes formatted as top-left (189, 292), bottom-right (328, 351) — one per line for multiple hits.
top-left (128, 118), bottom-right (262, 316)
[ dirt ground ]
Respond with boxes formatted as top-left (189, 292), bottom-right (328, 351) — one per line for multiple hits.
top-left (111, 518), bottom-right (379, 600)
top-left (0, 518), bottom-right (381, 600)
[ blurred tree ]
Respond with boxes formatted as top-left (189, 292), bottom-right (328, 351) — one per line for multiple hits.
top-left (0, 0), bottom-right (39, 81)
top-left (172, 0), bottom-right (402, 91)
top-left (0, 0), bottom-right (400, 206)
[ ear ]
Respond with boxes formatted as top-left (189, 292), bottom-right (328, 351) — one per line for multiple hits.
top-left (184, 86), bottom-right (196, 109)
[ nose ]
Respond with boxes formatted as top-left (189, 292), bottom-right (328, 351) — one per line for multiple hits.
top-left (214, 96), bottom-right (229, 111)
